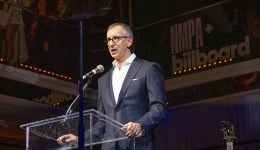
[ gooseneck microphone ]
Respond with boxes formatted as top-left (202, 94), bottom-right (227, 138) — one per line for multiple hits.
top-left (82, 65), bottom-right (104, 79)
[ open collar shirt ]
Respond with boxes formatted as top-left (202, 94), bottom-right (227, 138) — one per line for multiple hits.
top-left (112, 53), bottom-right (136, 103)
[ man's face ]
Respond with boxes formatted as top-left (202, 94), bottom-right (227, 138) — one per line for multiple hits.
top-left (106, 25), bottom-right (132, 61)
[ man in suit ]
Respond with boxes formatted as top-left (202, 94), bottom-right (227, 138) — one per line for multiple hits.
top-left (57, 22), bottom-right (167, 150)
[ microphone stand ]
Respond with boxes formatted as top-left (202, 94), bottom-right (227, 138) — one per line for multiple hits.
top-left (64, 77), bottom-right (92, 117)
top-left (78, 20), bottom-right (84, 150)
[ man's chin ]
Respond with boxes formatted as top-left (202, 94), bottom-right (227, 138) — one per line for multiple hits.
top-left (111, 54), bottom-right (118, 59)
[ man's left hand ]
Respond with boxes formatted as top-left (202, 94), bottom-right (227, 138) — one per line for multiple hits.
top-left (122, 122), bottom-right (142, 138)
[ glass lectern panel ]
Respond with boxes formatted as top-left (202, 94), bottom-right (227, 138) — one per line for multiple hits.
top-left (21, 109), bottom-right (131, 150)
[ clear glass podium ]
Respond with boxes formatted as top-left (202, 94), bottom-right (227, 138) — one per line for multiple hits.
top-left (20, 109), bottom-right (136, 150)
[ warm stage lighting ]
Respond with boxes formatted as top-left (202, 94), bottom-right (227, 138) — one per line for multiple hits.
top-left (173, 57), bottom-right (234, 75)
top-left (2, 61), bottom-right (72, 80)
top-left (17, 63), bottom-right (72, 81)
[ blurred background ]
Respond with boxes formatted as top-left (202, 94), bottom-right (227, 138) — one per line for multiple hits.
top-left (0, 0), bottom-right (260, 149)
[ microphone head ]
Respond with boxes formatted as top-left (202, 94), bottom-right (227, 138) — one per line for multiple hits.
top-left (97, 65), bottom-right (104, 73)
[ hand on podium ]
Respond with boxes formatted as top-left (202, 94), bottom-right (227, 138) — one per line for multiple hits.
top-left (57, 134), bottom-right (78, 145)
top-left (56, 122), bottom-right (142, 145)
top-left (122, 122), bottom-right (143, 138)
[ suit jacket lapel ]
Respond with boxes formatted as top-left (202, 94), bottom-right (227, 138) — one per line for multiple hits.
top-left (108, 68), bottom-right (117, 106)
top-left (116, 57), bottom-right (142, 107)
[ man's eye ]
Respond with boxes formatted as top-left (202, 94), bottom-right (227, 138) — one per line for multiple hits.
top-left (113, 36), bottom-right (119, 40)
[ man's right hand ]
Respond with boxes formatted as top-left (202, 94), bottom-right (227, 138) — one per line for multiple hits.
top-left (57, 134), bottom-right (78, 145)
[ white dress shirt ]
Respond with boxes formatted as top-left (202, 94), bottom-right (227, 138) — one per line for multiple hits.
top-left (112, 53), bottom-right (136, 104)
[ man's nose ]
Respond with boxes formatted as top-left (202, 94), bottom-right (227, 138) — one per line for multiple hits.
top-left (108, 40), bottom-right (115, 46)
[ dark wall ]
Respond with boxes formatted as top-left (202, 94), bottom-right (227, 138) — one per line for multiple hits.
top-left (155, 91), bottom-right (260, 150)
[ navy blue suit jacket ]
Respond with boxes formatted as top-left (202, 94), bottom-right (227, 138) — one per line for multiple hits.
top-left (97, 57), bottom-right (167, 150)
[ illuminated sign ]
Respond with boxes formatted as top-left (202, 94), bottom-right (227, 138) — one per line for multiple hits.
top-left (171, 16), bottom-right (251, 74)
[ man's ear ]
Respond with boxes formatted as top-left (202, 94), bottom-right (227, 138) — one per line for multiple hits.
top-left (127, 37), bottom-right (133, 47)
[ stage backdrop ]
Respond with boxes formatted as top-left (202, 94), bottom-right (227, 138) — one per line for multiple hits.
top-left (133, 0), bottom-right (260, 106)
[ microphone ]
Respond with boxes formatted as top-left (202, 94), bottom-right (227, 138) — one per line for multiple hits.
top-left (83, 65), bottom-right (104, 79)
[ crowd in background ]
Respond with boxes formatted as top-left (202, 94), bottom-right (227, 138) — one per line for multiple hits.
top-left (0, 0), bottom-right (78, 75)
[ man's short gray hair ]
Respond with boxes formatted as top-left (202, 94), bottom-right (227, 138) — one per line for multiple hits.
top-left (107, 23), bottom-right (134, 39)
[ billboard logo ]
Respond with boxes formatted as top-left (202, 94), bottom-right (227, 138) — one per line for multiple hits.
top-left (171, 17), bottom-right (251, 73)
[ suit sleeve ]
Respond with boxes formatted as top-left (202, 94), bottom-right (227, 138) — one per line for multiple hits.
top-left (136, 63), bottom-right (168, 135)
